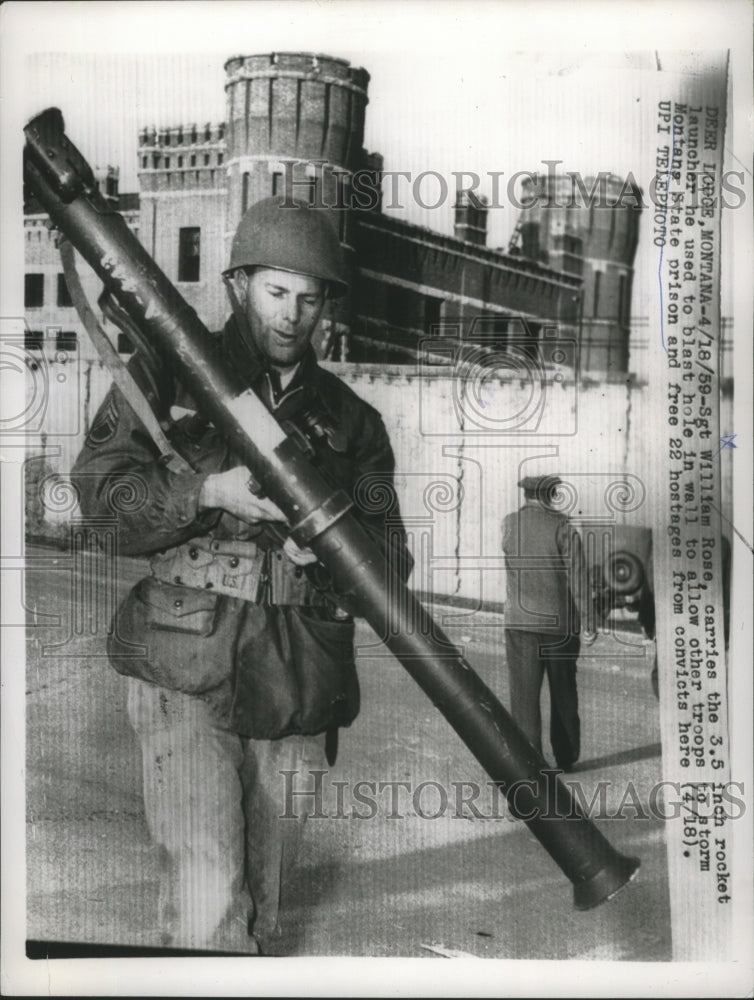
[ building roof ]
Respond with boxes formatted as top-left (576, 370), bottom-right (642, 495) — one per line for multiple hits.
top-left (24, 191), bottom-right (141, 216)
top-left (358, 211), bottom-right (581, 290)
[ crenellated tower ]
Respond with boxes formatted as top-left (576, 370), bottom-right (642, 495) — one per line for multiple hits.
top-left (136, 121), bottom-right (228, 328)
top-left (138, 122), bottom-right (226, 195)
top-left (516, 174), bottom-right (642, 375)
top-left (224, 52), bottom-right (371, 333)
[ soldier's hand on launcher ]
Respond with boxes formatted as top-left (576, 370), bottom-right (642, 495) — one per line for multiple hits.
top-left (283, 536), bottom-right (319, 566)
top-left (199, 466), bottom-right (288, 523)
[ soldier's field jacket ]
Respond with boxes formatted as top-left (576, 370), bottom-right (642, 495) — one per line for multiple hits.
top-left (72, 318), bottom-right (412, 739)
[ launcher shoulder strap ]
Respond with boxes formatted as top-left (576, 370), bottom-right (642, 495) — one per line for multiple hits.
top-left (60, 237), bottom-right (193, 474)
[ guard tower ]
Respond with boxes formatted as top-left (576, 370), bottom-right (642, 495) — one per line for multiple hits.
top-left (224, 52), bottom-right (371, 332)
top-left (516, 174), bottom-right (642, 374)
top-left (454, 191), bottom-right (489, 246)
top-left (137, 122), bottom-right (228, 328)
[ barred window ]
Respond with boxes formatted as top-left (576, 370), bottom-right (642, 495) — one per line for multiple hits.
top-left (25, 328), bottom-right (44, 350)
top-left (593, 270), bottom-right (602, 315)
top-left (56, 330), bottom-right (77, 351)
top-left (178, 227), bottom-right (201, 282)
top-left (25, 273), bottom-right (44, 308)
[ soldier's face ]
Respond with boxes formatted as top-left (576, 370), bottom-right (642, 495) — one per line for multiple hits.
top-left (236, 267), bottom-right (326, 368)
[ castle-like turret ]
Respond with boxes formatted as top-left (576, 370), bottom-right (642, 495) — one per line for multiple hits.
top-left (224, 52), bottom-right (369, 220)
top-left (517, 174), bottom-right (642, 374)
top-left (453, 191), bottom-right (489, 247)
top-left (135, 121), bottom-right (228, 327)
top-left (224, 53), bottom-right (371, 329)
top-left (137, 122), bottom-right (226, 194)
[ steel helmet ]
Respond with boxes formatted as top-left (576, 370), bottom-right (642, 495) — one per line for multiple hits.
top-left (224, 195), bottom-right (348, 298)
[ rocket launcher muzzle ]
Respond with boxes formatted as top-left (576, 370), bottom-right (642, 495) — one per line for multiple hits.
top-left (24, 107), bottom-right (639, 911)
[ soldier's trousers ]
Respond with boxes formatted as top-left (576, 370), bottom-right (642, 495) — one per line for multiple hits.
top-left (504, 629), bottom-right (581, 769)
top-left (126, 677), bottom-right (327, 953)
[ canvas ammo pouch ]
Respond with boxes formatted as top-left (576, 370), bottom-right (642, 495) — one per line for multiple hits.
top-left (107, 535), bottom-right (263, 694)
top-left (106, 574), bottom-right (244, 694)
top-left (228, 604), bottom-right (359, 739)
top-left (107, 535), bottom-right (359, 738)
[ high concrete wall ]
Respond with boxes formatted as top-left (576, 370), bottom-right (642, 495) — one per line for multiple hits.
top-left (323, 363), bottom-right (735, 605)
top-left (25, 357), bottom-right (734, 607)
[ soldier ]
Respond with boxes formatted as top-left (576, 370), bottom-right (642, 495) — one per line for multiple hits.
top-left (72, 196), bottom-right (411, 954)
top-left (501, 475), bottom-right (595, 771)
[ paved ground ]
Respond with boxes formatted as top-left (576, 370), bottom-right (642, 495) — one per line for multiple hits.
top-left (24, 545), bottom-right (671, 960)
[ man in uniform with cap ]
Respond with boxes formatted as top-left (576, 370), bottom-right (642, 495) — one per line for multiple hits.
top-left (501, 475), bottom-right (594, 771)
top-left (72, 197), bottom-right (411, 954)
